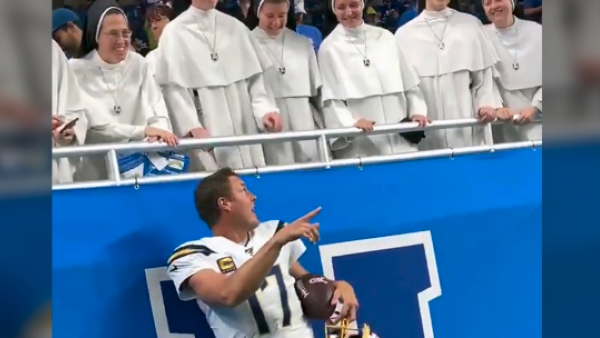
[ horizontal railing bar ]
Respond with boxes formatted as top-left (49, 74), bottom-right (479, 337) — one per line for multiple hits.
top-left (52, 118), bottom-right (541, 159)
top-left (52, 139), bottom-right (541, 191)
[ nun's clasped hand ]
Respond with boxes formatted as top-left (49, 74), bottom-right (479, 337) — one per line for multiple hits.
top-left (411, 114), bottom-right (430, 127)
top-left (477, 107), bottom-right (496, 123)
top-left (144, 126), bottom-right (178, 147)
top-left (354, 118), bottom-right (375, 132)
top-left (262, 112), bottom-right (283, 132)
top-left (516, 107), bottom-right (537, 124)
top-left (495, 108), bottom-right (513, 121)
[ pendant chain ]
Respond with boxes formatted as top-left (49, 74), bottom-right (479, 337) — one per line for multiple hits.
top-left (424, 18), bottom-right (448, 50)
top-left (98, 67), bottom-right (123, 114)
top-left (194, 15), bottom-right (219, 61)
top-left (259, 33), bottom-right (286, 74)
top-left (346, 31), bottom-right (371, 67)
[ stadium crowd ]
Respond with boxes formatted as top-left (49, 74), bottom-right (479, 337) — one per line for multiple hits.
top-left (51, 0), bottom-right (542, 184)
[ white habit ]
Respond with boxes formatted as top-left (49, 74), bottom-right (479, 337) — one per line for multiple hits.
top-left (396, 8), bottom-right (502, 150)
top-left (484, 18), bottom-right (542, 142)
top-left (69, 50), bottom-right (173, 181)
top-left (51, 39), bottom-right (88, 184)
top-left (145, 49), bottom-right (157, 77)
top-left (155, 6), bottom-right (278, 169)
top-left (319, 23), bottom-right (426, 158)
top-left (252, 27), bottom-right (323, 165)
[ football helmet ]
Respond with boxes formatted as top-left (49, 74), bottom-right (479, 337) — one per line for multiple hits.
top-left (325, 318), bottom-right (380, 338)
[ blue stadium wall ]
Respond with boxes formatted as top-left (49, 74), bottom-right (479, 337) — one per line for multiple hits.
top-left (52, 148), bottom-right (542, 338)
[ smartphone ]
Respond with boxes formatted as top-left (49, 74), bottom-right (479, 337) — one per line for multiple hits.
top-left (57, 117), bottom-right (79, 133)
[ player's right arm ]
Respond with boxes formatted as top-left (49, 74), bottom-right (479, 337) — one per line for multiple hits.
top-left (168, 207), bottom-right (322, 308)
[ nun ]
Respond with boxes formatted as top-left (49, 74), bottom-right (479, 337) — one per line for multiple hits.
top-left (395, 0), bottom-right (503, 151)
top-left (482, 0), bottom-right (542, 142)
top-left (252, 0), bottom-right (324, 165)
top-left (154, 0), bottom-right (283, 170)
top-left (52, 39), bottom-right (88, 184)
top-left (69, 0), bottom-right (178, 181)
top-left (319, 0), bottom-right (429, 159)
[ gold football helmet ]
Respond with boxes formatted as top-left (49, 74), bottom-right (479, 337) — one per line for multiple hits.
top-left (325, 318), bottom-right (379, 338)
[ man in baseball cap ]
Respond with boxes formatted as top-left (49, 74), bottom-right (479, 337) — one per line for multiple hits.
top-left (52, 8), bottom-right (83, 58)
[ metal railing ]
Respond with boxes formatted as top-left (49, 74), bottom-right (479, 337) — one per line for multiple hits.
top-left (52, 118), bottom-right (542, 191)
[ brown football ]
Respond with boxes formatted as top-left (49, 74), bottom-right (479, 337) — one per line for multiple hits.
top-left (294, 274), bottom-right (337, 320)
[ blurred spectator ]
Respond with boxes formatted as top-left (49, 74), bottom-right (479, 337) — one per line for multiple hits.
top-left (52, 8), bottom-right (83, 58)
top-left (253, 0), bottom-right (324, 165)
top-left (296, 10), bottom-right (323, 50)
top-left (70, 0), bottom-right (176, 180)
top-left (523, 0), bottom-right (541, 24)
top-left (154, 0), bottom-right (281, 170)
top-left (365, 7), bottom-right (380, 25)
top-left (145, 2), bottom-right (174, 74)
top-left (320, 0), bottom-right (428, 159)
top-left (382, 9), bottom-right (399, 31)
top-left (396, 0), bottom-right (502, 150)
top-left (482, 0), bottom-right (542, 142)
top-left (397, 0), bottom-right (417, 27)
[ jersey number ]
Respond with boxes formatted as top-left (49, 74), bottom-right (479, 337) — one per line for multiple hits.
top-left (248, 265), bottom-right (292, 334)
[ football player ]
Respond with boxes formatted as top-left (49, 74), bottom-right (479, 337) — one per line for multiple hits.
top-left (167, 168), bottom-right (359, 338)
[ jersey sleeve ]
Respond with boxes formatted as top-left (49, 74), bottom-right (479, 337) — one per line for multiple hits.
top-left (166, 244), bottom-right (218, 301)
top-left (273, 220), bottom-right (307, 265)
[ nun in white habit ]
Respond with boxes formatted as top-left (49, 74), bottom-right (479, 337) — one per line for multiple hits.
top-left (52, 39), bottom-right (88, 184)
top-left (69, 0), bottom-right (178, 181)
top-left (319, 0), bottom-right (429, 159)
top-left (252, 0), bottom-right (324, 165)
top-left (482, 0), bottom-right (542, 142)
top-left (395, 0), bottom-right (503, 151)
top-left (154, 0), bottom-right (283, 170)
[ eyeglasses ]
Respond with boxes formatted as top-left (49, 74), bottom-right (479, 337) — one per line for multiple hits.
top-left (103, 29), bottom-right (132, 41)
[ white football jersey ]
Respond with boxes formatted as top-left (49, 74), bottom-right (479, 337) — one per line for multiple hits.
top-left (167, 220), bottom-right (314, 338)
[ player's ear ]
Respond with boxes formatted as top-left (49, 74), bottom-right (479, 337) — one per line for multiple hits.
top-left (217, 197), bottom-right (231, 212)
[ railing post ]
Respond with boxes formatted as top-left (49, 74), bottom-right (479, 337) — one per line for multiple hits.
top-left (105, 150), bottom-right (121, 185)
top-left (318, 134), bottom-right (331, 169)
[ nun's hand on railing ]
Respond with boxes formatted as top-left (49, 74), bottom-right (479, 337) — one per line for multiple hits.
top-left (144, 127), bottom-right (178, 147)
top-left (477, 107), bottom-right (496, 123)
top-left (354, 118), bottom-right (375, 132)
top-left (187, 127), bottom-right (213, 151)
top-left (515, 107), bottom-right (537, 124)
top-left (410, 114), bottom-right (430, 127)
top-left (495, 108), bottom-right (514, 121)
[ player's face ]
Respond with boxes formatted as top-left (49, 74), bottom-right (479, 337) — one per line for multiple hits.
top-left (333, 0), bottom-right (364, 29)
top-left (228, 176), bottom-right (259, 229)
top-left (483, 0), bottom-right (513, 26)
top-left (259, 2), bottom-right (289, 36)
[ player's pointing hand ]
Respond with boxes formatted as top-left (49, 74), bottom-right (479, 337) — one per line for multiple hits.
top-left (273, 207), bottom-right (322, 245)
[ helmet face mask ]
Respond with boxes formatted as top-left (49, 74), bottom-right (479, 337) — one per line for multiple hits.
top-left (325, 319), bottom-right (378, 338)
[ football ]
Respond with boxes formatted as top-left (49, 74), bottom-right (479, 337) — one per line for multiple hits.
top-left (294, 274), bottom-right (337, 320)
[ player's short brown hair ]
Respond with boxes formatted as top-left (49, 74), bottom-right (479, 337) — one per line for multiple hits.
top-left (194, 167), bottom-right (238, 228)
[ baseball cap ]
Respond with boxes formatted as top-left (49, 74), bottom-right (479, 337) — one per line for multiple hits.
top-left (52, 8), bottom-right (81, 34)
top-left (366, 7), bottom-right (377, 15)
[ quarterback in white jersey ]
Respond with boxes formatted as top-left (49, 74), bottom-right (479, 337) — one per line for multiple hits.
top-left (167, 168), bottom-right (359, 338)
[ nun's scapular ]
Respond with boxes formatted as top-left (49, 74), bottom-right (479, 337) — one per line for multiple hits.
top-left (69, 1), bottom-right (174, 181)
top-left (251, 0), bottom-right (325, 165)
top-left (318, 0), bottom-right (428, 159)
top-left (154, 2), bottom-right (279, 170)
top-left (484, 17), bottom-right (542, 142)
top-left (52, 39), bottom-right (88, 184)
top-left (395, 6), bottom-right (502, 151)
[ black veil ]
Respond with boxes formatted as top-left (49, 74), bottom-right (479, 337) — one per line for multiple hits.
top-left (77, 0), bottom-right (122, 58)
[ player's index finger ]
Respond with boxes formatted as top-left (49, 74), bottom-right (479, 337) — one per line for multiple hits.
top-left (300, 207), bottom-right (322, 220)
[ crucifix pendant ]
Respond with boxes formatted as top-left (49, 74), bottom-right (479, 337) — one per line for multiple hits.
top-left (210, 52), bottom-right (219, 61)
top-left (113, 105), bottom-right (121, 114)
top-left (438, 42), bottom-right (445, 50)
top-left (363, 59), bottom-right (371, 67)
top-left (278, 67), bottom-right (286, 74)
top-left (512, 62), bottom-right (520, 70)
